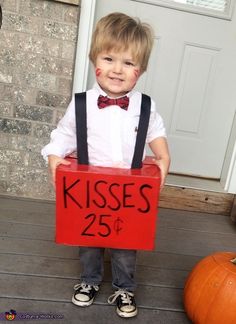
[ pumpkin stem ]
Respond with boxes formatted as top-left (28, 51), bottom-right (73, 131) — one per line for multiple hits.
top-left (230, 257), bottom-right (236, 264)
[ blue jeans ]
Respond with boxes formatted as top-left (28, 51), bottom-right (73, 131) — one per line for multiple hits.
top-left (79, 247), bottom-right (137, 292)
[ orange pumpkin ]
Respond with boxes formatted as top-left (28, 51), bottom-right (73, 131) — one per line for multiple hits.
top-left (184, 252), bottom-right (236, 324)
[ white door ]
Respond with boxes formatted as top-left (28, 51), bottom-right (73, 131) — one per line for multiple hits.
top-left (87, 0), bottom-right (236, 179)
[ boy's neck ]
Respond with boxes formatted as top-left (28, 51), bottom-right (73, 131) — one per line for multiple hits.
top-left (97, 82), bottom-right (132, 98)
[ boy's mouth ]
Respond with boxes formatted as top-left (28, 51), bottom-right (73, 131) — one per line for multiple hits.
top-left (109, 77), bottom-right (124, 82)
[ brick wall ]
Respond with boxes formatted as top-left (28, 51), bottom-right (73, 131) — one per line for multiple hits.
top-left (0, 0), bottom-right (80, 200)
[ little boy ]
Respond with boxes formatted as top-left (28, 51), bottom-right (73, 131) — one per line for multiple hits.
top-left (42, 12), bottom-right (170, 318)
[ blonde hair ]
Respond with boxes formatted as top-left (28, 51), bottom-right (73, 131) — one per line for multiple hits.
top-left (89, 12), bottom-right (154, 74)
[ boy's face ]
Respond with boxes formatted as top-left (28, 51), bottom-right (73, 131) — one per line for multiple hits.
top-left (95, 49), bottom-right (141, 98)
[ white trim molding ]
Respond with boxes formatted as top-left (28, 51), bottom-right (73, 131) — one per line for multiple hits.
top-left (73, 0), bottom-right (96, 93)
top-left (224, 141), bottom-right (236, 193)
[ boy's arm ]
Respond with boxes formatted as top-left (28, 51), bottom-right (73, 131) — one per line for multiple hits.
top-left (148, 137), bottom-right (170, 189)
top-left (41, 97), bottom-right (77, 162)
top-left (41, 97), bottom-right (77, 188)
top-left (48, 155), bottom-right (71, 189)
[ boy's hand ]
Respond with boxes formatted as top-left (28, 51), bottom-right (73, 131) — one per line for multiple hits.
top-left (48, 155), bottom-right (71, 189)
top-left (153, 158), bottom-right (169, 190)
top-left (149, 137), bottom-right (170, 190)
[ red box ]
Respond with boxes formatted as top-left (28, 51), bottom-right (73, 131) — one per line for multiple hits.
top-left (56, 156), bottom-right (161, 250)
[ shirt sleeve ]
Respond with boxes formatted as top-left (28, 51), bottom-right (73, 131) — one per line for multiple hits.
top-left (146, 98), bottom-right (167, 143)
top-left (41, 97), bottom-right (77, 161)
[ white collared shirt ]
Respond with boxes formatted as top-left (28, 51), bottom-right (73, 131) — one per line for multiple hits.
top-left (41, 83), bottom-right (166, 168)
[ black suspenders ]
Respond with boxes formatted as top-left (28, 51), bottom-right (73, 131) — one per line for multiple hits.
top-left (131, 94), bottom-right (151, 168)
top-left (75, 92), bottom-right (151, 169)
top-left (75, 92), bottom-right (89, 165)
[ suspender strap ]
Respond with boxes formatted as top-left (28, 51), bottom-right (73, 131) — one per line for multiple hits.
top-left (75, 92), bottom-right (89, 165)
top-left (131, 94), bottom-right (151, 169)
top-left (75, 92), bottom-right (151, 168)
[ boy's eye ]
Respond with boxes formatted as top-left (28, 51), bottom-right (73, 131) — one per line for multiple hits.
top-left (104, 57), bottom-right (112, 62)
top-left (125, 61), bottom-right (135, 66)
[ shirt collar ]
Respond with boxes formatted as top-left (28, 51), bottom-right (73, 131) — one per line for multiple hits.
top-left (92, 82), bottom-right (136, 99)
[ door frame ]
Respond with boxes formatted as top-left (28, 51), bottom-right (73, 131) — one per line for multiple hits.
top-left (73, 0), bottom-right (236, 194)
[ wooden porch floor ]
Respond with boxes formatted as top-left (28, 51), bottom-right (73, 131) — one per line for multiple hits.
top-left (0, 196), bottom-right (236, 323)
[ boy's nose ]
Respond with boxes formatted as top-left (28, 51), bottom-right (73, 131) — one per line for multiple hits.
top-left (113, 62), bottom-right (122, 73)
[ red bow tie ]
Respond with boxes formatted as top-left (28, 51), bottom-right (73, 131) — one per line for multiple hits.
top-left (97, 95), bottom-right (129, 110)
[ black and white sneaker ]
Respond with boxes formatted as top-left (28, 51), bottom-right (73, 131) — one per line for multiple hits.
top-left (72, 283), bottom-right (99, 307)
top-left (108, 290), bottom-right (138, 318)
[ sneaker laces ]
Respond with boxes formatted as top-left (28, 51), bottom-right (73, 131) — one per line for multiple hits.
top-left (74, 283), bottom-right (99, 293)
top-left (108, 290), bottom-right (134, 305)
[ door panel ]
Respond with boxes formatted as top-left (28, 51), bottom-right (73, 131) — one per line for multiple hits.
top-left (88, 0), bottom-right (236, 178)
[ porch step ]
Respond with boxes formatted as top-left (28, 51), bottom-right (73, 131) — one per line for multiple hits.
top-left (160, 185), bottom-right (234, 216)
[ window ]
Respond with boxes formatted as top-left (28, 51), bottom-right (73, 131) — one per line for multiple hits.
top-left (176, 0), bottom-right (227, 12)
top-left (133, 0), bottom-right (234, 19)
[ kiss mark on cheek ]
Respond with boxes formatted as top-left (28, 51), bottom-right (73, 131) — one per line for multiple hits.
top-left (96, 68), bottom-right (102, 77)
top-left (134, 69), bottom-right (140, 79)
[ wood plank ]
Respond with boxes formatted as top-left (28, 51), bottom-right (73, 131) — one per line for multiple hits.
top-left (0, 239), bottom-right (201, 272)
top-left (1, 205), bottom-right (235, 263)
top-left (1, 181), bottom-right (234, 217)
top-left (155, 227), bottom-right (236, 256)
top-left (0, 207), bottom-right (54, 225)
top-left (0, 237), bottom-right (79, 259)
top-left (0, 232), bottom-right (200, 271)
top-left (1, 211), bottom-right (234, 244)
top-left (0, 254), bottom-right (188, 289)
top-left (0, 298), bottom-right (191, 324)
top-left (2, 226), bottom-right (233, 263)
top-left (1, 203), bottom-right (233, 233)
top-left (1, 219), bottom-right (235, 257)
top-left (136, 251), bottom-right (201, 271)
top-left (1, 205), bottom-right (233, 235)
top-left (0, 221), bottom-right (53, 240)
top-left (0, 196), bottom-right (54, 213)
top-left (159, 209), bottom-right (236, 234)
top-left (160, 186), bottom-right (234, 215)
top-left (0, 274), bottom-right (185, 311)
